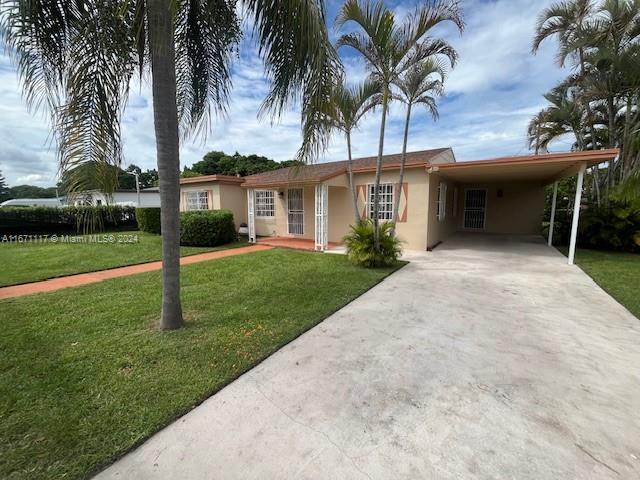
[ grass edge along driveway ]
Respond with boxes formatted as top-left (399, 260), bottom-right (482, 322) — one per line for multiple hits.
top-left (0, 249), bottom-right (404, 480)
top-left (0, 230), bottom-right (248, 287)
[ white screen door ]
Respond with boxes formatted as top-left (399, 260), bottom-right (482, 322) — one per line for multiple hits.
top-left (287, 188), bottom-right (304, 235)
top-left (464, 189), bottom-right (487, 229)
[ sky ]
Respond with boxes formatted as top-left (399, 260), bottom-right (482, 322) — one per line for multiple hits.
top-left (0, 0), bottom-right (571, 187)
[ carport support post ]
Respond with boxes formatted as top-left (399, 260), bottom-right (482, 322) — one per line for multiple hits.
top-left (568, 164), bottom-right (586, 265)
top-left (548, 181), bottom-right (558, 246)
top-left (247, 189), bottom-right (256, 244)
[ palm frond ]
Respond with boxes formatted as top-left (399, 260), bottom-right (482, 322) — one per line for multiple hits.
top-left (174, 0), bottom-right (241, 138)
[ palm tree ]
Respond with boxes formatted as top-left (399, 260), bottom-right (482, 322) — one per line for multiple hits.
top-left (528, 83), bottom-right (588, 152)
top-left (325, 78), bottom-right (381, 223)
top-left (336, 0), bottom-right (464, 249)
top-left (2, 0), bottom-right (338, 330)
top-left (532, 0), bottom-right (597, 148)
top-left (391, 58), bottom-right (444, 225)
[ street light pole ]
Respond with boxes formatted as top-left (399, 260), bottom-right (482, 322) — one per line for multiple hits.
top-left (124, 170), bottom-right (141, 207)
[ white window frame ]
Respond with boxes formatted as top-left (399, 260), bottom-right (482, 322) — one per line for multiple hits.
top-left (436, 182), bottom-right (447, 222)
top-left (255, 190), bottom-right (275, 217)
top-left (186, 190), bottom-right (209, 211)
top-left (367, 183), bottom-right (394, 221)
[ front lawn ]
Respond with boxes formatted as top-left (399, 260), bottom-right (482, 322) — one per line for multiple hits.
top-left (573, 249), bottom-right (640, 319)
top-left (0, 250), bottom-right (401, 480)
top-left (0, 231), bottom-right (247, 287)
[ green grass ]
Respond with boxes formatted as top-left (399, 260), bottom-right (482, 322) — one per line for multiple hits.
top-left (573, 249), bottom-right (640, 319)
top-left (0, 250), bottom-right (402, 480)
top-left (0, 231), bottom-right (247, 287)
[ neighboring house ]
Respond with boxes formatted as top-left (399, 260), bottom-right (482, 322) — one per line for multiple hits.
top-left (179, 175), bottom-right (247, 229)
top-left (0, 197), bottom-right (65, 208)
top-left (70, 189), bottom-right (161, 207)
top-left (179, 147), bottom-right (618, 259)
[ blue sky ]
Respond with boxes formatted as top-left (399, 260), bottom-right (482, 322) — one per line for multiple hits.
top-left (0, 0), bottom-right (570, 187)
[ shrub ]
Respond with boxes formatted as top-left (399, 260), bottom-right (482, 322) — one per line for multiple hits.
top-left (343, 219), bottom-right (402, 267)
top-left (546, 201), bottom-right (640, 252)
top-left (136, 207), bottom-right (162, 234)
top-left (0, 205), bottom-right (136, 235)
top-left (180, 210), bottom-right (237, 247)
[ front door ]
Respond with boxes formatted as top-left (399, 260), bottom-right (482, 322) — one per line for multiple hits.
top-left (287, 188), bottom-right (304, 235)
top-left (463, 189), bottom-right (487, 230)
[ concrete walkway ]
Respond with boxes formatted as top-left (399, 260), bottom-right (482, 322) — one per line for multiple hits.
top-left (94, 235), bottom-right (640, 479)
top-left (0, 245), bottom-right (272, 299)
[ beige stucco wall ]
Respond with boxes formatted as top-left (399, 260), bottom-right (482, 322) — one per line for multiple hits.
top-left (426, 173), bottom-right (460, 248)
top-left (180, 183), bottom-right (221, 210)
top-left (219, 183), bottom-right (247, 228)
top-left (180, 182), bottom-right (248, 229)
top-left (454, 182), bottom-right (545, 235)
top-left (352, 167), bottom-right (430, 251)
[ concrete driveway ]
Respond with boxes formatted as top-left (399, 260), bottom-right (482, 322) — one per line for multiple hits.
top-left (95, 234), bottom-right (640, 479)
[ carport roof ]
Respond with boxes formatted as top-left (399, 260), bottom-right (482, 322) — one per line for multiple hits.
top-left (431, 149), bottom-right (618, 184)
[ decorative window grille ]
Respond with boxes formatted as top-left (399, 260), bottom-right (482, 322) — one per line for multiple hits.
top-left (186, 191), bottom-right (209, 210)
top-left (367, 183), bottom-right (394, 221)
top-left (255, 190), bottom-right (275, 217)
top-left (463, 189), bottom-right (487, 229)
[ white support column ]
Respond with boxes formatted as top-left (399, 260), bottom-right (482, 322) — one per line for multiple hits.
top-left (315, 183), bottom-right (328, 251)
top-left (247, 189), bottom-right (256, 244)
top-left (568, 164), bottom-right (586, 265)
top-left (548, 181), bottom-right (558, 246)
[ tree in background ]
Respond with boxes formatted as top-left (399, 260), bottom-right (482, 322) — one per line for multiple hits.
top-left (2, 0), bottom-right (337, 330)
top-left (531, 0), bottom-right (640, 201)
top-left (183, 151), bottom-right (303, 177)
top-left (336, 0), bottom-right (464, 250)
top-left (0, 172), bottom-right (10, 202)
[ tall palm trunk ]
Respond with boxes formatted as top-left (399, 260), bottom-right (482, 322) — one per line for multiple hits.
top-left (346, 131), bottom-right (360, 223)
top-left (607, 94), bottom-right (616, 192)
top-left (393, 102), bottom-right (412, 226)
top-left (372, 85), bottom-right (389, 250)
top-left (148, 0), bottom-right (184, 330)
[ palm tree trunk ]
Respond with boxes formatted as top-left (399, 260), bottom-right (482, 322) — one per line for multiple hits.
top-left (372, 86), bottom-right (389, 250)
top-left (346, 131), bottom-right (360, 224)
top-left (148, 0), bottom-right (184, 330)
top-left (579, 48), bottom-right (597, 151)
top-left (607, 94), bottom-right (616, 192)
top-left (393, 102), bottom-right (411, 226)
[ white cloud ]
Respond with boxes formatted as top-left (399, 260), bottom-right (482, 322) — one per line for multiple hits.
top-left (0, 0), bottom-right (572, 186)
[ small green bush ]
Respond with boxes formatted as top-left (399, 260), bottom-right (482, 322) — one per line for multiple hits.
top-left (546, 201), bottom-right (640, 252)
top-left (0, 205), bottom-right (136, 235)
top-left (180, 209), bottom-right (237, 247)
top-left (343, 219), bottom-right (402, 267)
top-left (136, 207), bottom-right (162, 234)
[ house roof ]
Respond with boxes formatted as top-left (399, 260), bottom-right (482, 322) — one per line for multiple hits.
top-left (433, 149), bottom-right (618, 184)
top-left (241, 148), bottom-right (452, 188)
top-left (180, 174), bottom-right (245, 185)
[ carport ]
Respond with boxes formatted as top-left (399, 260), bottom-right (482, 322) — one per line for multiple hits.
top-left (429, 149), bottom-right (619, 264)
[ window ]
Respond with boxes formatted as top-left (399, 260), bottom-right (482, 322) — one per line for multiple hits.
top-left (436, 182), bottom-right (447, 221)
top-left (186, 191), bottom-right (209, 210)
top-left (368, 183), bottom-right (394, 221)
top-left (255, 190), bottom-right (275, 217)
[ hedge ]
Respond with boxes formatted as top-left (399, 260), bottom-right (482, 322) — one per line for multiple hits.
top-left (136, 207), bottom-right (161, 234)
top-left (0, 205), bottom-right (136, 235)
top-left (546, 201), bottom-right (640, 252)
top-left (180, 210), bottom-right (236, 247)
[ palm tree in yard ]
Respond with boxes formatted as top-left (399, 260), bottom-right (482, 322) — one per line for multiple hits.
top-left (391, 58), bottom-right (444, 225)
top-left (1, 0), bottom-right (337, 330)
top-left (326, 78), bottom-right (381, 223)
top-left (335, 0), bottom-right (464, 250)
